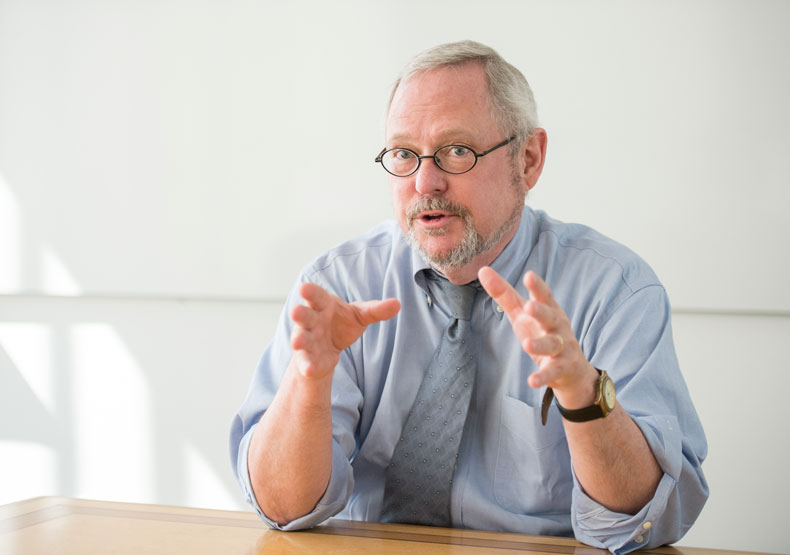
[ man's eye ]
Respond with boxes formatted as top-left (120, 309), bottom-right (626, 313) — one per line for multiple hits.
top-left (393, 149), bottom-right (415, 160)
top-left (449, 146), bottom-right (471, 157)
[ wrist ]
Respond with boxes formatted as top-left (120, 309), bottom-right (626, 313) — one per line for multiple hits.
top-left (286, 359), bottom-right (335, 408)
top-left (291, 348), bottom-right (340, 381)
top-left (552, 364), bottom-right (599, 410)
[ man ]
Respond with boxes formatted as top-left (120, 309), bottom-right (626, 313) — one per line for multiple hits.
top-left (230, 40), bottom-right (708, 554)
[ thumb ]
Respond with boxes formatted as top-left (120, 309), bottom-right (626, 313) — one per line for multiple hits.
top-left (353, 298), bottom-right (401, 326)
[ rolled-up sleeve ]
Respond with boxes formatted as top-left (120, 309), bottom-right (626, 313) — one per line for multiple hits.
top-left (232, 422), bottom-right (355, 529)
top-left (228, 271), bottom-right (363, 529)
top-left (573, 285), bottom-right (709, 554)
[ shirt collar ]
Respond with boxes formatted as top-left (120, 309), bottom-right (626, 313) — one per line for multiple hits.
top-left (486, 207), bottom-right (535, 319)
top-left (488, 206), bottom-right (535, 288)
top-left (409, 239), bottom-right (434, 293)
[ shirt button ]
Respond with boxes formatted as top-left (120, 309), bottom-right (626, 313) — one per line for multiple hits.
top-left (495, 304), bottom-right (504, 313)
top-left (635, 535), bottom-right (644, 543)
top-left (426, 295), bottom-right (432, 306)
top-left (642, 521), bottom-right (652, 530)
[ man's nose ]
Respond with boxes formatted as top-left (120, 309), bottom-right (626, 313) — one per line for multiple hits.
top-left (414, 157), bottom-right (448, 195)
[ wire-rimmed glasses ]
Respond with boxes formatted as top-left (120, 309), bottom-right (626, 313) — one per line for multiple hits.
top-left (375, 136), bottom-right (515, 177)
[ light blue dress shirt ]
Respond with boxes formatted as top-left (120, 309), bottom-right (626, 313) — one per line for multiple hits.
top-left (229, 206), bottom-right (708, 554)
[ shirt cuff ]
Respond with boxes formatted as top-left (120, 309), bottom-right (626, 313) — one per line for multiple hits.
top-left (236, 423), bottom-right (354, 530)
top-left (571, 415), bottom-right (683, 554)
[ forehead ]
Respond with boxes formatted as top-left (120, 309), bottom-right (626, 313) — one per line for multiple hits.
top-left (386, 64), bottom-right (499, 144)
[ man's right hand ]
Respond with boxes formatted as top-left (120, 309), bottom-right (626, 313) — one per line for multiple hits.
top-left (290, 282), bottom-right (401, 379)
top-left (249, 283), bottom-right (400, 525)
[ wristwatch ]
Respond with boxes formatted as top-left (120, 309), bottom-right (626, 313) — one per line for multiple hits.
top-left (541, 369), bottom-right (616, 425)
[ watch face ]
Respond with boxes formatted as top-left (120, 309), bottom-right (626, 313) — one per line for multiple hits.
top-left (603, 379), bottom-right (616, 409)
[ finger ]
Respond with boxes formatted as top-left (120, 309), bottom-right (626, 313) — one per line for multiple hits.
top-left (299, 282), bottom-right (332, 311)
top-left (528, 368), bottom-right (548, 388)
top-left (353, 298), bottom-right (401, 326)
top-left (509, 312), bottom-right (541, 343)
top-left (523, 271), bottom-right (557, 307)
top-left (290, 324), bottom-right (311, 352)
top-left (478, 266), bottom-right (525, 319)
top-left (523, 333), bottom-right (564, 358)
top-left (524, 299), bottom-right (562, 331)
top-left (291, 304), bottom-right (319, 330)
top-left (528, 359), bottom-right (570, 388)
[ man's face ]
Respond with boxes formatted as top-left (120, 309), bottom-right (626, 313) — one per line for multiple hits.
top-left (385, 64), bottom-right (527, 276)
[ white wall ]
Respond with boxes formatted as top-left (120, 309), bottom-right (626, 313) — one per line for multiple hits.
top-left (1, 1), bottom-right (788, 553)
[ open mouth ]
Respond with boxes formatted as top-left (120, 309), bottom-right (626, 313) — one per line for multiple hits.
top-left (412, 211), bottom-right (458, 230)
top-left (406, 198), bottom-right (466, 229)
top-left (423, 213), bottom-right (445, 221)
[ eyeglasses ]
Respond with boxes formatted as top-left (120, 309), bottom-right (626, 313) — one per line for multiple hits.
top-left (374, 136), bottom-right (515, 177)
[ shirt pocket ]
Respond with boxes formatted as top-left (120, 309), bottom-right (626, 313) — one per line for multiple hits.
top-left (493, 395), bottom-right (573, 514)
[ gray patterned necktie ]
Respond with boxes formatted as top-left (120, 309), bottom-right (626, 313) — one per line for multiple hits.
top-left (380, 273), bottom-right (479, 526)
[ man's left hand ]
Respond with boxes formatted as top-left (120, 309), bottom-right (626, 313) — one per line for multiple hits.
top-left (478, 266), bottom-right (598, 407)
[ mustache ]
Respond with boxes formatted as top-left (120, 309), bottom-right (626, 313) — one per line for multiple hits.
top-left (405, 197), bottom-right (470, 223)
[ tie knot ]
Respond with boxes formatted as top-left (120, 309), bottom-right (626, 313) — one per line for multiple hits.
top-left (429, 273), bottom-right (478, 321)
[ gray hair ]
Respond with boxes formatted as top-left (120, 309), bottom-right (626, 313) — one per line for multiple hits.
top-left (387, 40), bottom-right (540, 147)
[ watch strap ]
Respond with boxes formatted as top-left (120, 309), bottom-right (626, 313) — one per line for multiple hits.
top-left (541, 387), bottom-right (554, 426)
top-left (540, 369), bottom-right (612, 425)
top-left (555, 399), bottom-right (606, 422)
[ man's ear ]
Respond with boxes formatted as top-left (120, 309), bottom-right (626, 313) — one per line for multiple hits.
top-left (519, 128), bottom-right (547, 193)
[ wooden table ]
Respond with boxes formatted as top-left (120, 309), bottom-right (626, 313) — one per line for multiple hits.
top-left (0, 497), bottom-right (769, 554)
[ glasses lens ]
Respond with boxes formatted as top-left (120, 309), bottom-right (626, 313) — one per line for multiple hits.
top-left (435, 145), bottom-right (476, 174)
top-left (382, 148), bottom-right (418, 176)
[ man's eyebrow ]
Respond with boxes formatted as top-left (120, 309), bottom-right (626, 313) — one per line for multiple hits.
top-left (385, 133), bottom-right (411, 145)
top-left (386, 129), bottom-right (479, 147)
